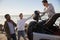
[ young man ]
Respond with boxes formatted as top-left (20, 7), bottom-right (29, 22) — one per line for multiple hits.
top-left (36, 0), bottom-right (56, 26)
top-left (40, 0), bottom-right (55, 18)
top-left (4, 14), bottom-right (17, 40)
top-left (17, 13), bottom-right (33, 40)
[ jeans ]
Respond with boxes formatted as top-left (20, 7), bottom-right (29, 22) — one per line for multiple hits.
top-left (7, 33), bottom-right (17, 40)
top-left (18, 31), bottom-right (26, 40)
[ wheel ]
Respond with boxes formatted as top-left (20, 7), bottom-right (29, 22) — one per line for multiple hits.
top-left (27, 21), bottom-right (37, 40)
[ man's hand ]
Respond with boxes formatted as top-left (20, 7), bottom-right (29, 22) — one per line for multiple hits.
top-left (32, 14), bottom-right (34, 16)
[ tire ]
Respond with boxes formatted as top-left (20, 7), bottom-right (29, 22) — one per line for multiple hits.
top-left (27, 21), bottom-right (37, 40)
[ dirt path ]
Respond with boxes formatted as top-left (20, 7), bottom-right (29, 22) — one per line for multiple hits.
top-left (0, 34), bottom-right (28, 40)
top-left (0, 34), bottom-right (6, 40)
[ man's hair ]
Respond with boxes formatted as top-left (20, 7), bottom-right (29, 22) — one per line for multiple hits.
top-left (19, 13), bottom-right (23, 16)
top-left (34, 10), bottom-right (40, 15)
top-left (5, 14), bottom-right (10, 18)
top-left (42, 0), bottom-right (48, 3)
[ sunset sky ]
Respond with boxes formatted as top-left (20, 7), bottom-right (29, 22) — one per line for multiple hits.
top-left (0, 0), bottom-right (60, 15)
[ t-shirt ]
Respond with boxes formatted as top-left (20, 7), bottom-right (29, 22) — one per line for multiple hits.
top-left (40, 3), bottom-right (55, 18)
top-left (7, 22), bottom-right (15, 34)
top-left (17, 16), bottom-right (32, 31)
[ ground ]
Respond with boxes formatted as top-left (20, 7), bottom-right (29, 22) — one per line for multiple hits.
top-left (0, 34), bottom-right (6, 40)
top-left (0, 33), bottom-right (28, 40)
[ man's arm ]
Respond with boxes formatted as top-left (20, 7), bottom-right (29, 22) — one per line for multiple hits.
top-left (40, 4), bottom-right (52, 16)
top-left (26, 16), bottom-right (32, 20)
top-left (4, 21), bottom-right (11, 38)
top-left (26, 14), bottom-right (33, 21)
top-left (40, 13), bottom-right (45, 17)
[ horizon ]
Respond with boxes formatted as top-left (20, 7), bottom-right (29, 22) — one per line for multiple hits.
top-left (0, 0), bottom-right (60, 15)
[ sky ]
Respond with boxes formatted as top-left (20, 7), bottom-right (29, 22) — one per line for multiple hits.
top-left (0, 0), bottom-right (60, 15)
